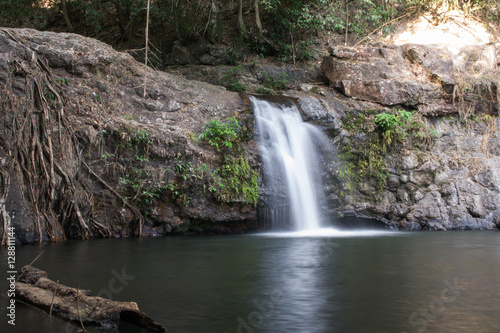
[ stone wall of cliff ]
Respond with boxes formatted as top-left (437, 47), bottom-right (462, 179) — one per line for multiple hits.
top-left (314, 43), bottom-right (500, 230)
top-left (0, 28), bottom-right (259, 244)
top-left (1, 29), bottom-right (499, 244)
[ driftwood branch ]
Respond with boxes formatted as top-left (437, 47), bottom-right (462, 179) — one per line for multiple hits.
top-left (144, 0), bottom-right (151, 98)
top-left (76, 281), bottom-right (86, 331)
top-left (16, 265), bottom-right (166, 332)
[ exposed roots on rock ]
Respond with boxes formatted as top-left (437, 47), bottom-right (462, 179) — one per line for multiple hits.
top-left (0, 165), bottom-right (11, 247)
top-left (82, 161), bottom-right (144, 236)
top-left (0, 29), bottom-right (112, 241)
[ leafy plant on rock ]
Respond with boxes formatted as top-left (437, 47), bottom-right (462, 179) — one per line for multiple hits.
top-left (198, 116), bottom-right (259, 206)
top-left (219, 65), bottom-right (246, 92)
top-left (338, 108), bottom-right (440, 195)
top-left (198, 117), bottom-right (240, 150)
top-left (375, 109), bottom-right (440, 150)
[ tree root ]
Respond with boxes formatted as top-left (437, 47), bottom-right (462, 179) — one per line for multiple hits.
top-left (0, 165), bottom-right (12, 247)
top-left (1, 29), bottom-right (96, 241)
top-left (82, 161), bottom-right (143, 236)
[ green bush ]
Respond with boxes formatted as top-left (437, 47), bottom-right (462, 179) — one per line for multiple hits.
top-left (260, 71), bottom-right (290, 90)
top-left (219, 156), bottom-right (259, 206)
top-left (219, 66), bottom-right (247, 93)
top-left (198, 117), bottom-right (259, 206)
top-left (374, 109), bottom-right (412, 146)
top-left (198, 117), bottom-right (240, 150)
top-left (375, 109), bottom-right (440, 149)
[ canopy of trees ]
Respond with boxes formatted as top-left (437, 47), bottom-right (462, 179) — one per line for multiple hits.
top-left (1, 0), bottom-right (499, 65)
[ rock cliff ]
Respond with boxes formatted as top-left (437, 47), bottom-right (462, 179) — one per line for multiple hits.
top-left (0, 28), bottom-right (258, 244)
top-left (318, 43), bottom-right (500, 230)
top-left (1, 28), bottom-right (499, 244)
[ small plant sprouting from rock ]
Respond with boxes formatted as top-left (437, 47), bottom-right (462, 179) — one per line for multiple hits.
top-left (375, 109), bottom-right (440, 150)
top-left (219, 65), bottom-right (246, 92)
top-left (256, 86), bottom-right (275, 95)
top-left (338, 108), bottom-right (440, 195)
top-left (374, 109), bottom-right (413, 148)
top-left (260, 71), bottom-right (290, 90)
top-left (198, 116), bottom-right (259, 206)
top-left (198, 117), bottom-right (240, 150)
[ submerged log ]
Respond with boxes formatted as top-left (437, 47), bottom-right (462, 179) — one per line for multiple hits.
top-left (16, 265), bottom-right (166, 332)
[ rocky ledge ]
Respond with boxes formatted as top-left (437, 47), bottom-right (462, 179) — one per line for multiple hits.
top-left (0, 28), bottom-right (499, 244)
top-left (317, 43), bottom-right (500, 230)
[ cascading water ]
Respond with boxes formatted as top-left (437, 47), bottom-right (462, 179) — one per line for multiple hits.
top-left (251, 96), bottom-right (330, 231)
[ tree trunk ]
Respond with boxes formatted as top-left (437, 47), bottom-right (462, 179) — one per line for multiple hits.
top-left (208, 0), bottom-right (218, 42)
top-left (61, 0), bottom-right (74, 32)
top-left (113, 0), bottom-right (130, 40)
top-left (238, 0), bottom-right (246, 37)
top-left (172, 0), bottom-right (182, 42)
top-left (255, 0), bottom-right (263, 37)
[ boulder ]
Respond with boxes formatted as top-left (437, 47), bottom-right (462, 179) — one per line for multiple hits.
top-left (321, 43), bottom-right (500, 115)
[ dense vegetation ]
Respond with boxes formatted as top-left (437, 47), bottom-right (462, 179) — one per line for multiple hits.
top-left (1, 0), bottom-right (499, 65)
top-left (338, 108), bottom-right (440, 196)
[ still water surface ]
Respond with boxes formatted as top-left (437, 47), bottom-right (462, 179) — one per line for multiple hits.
top-left (1, 230), bottom-right (499, 333)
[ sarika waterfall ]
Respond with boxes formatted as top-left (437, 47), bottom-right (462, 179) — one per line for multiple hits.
top-left (251, 96), bottom-right (330, 231)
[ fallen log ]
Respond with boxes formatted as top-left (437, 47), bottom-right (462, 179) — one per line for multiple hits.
top-left (16, 265), bottom-right (166, 332)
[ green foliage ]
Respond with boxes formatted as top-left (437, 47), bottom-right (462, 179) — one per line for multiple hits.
top-left (256, 87), bottom-right (276, 95)
top-left (339, 108), bottom-right (441, 194)
top-left (218, 156), bottom-right (259, 206)
top-left (42, 83), bottom-right (57, 107)
top-left (131, 128), bottom-right (152, 145)
top-left (337, 137), bottom-right (388, 192)
top-left (219, 66), bottom-right (246, 92)
top-left (375, 109), bottom-right (440, 149)
top-left (198, 116), bottom-right (259, 206)
top-left (198, 117), bottom-right (240, 150)
top-left (57, 77), bottom-right (70, 85)
top-left (4, 0), bottom-right (500, 67)
top-left (119, 169), bottom-right (166, 206)
top-left (0, 0), bottom-right (47, 27)
top-left (102, 152), bottom-right (115, 159)
top-left (260, 71), bottom-right (290, 90)
top-left (117, 158), bottom-right (205, 212)
top-left (374, 110), bottom-right (411, 146)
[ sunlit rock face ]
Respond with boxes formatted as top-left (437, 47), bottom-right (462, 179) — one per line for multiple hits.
top-left (322, 43), bottom-right (499, 116)
top-left (317, 41), bottom-right (500, 231)
top-left (387, 9), bottom-right (495, 46)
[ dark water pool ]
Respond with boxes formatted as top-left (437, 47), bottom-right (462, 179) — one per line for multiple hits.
top-left (1, 230), bottom-right (499, 333)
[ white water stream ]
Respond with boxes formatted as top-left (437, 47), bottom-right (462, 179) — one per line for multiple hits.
top-left (251, 96), bottom-right (329, 231)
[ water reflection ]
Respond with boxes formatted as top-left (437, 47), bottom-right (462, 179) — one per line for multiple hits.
top-left (1, 231), bottom-right (499, 333)
top-left (244, 237), bottom-right (340, 333)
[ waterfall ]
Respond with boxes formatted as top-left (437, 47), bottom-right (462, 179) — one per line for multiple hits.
top-left (251, 96), bottom-right (329, 231)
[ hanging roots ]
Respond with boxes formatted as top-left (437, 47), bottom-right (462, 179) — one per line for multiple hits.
top-left (0, 29), bottom-right (113, 242)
